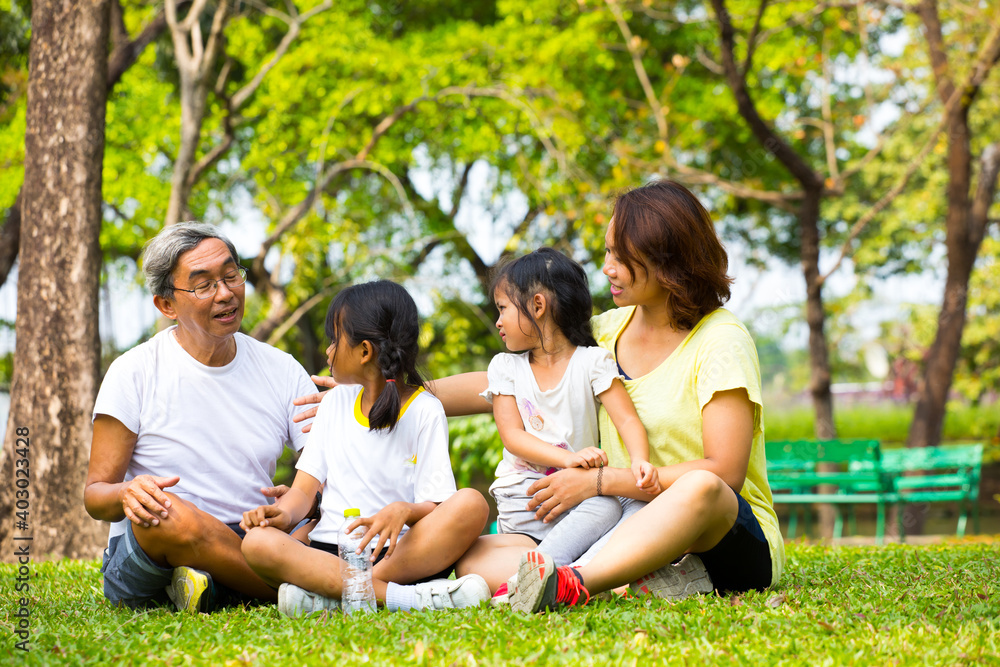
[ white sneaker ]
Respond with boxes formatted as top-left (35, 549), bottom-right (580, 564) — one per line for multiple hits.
top-left (630, 553), bottom-right (714, 600)
top-left (278, 583), bottom-right (340, 618)
top-left (413, 574), bottom-right (491, 610)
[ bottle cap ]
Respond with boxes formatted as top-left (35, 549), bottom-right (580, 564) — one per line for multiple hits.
top-left (343, 508), bottom-right (361, 518)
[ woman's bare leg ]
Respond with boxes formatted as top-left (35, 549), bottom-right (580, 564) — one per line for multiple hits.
top-left (575, 470), bottom-right (739, 594)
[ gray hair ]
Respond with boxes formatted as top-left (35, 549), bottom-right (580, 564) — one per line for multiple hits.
top-left (141, 222), bottom-right (240, 298)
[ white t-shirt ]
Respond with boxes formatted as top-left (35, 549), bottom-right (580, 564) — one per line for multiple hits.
top-left (296, 384), bottom-right (457, 543)
top-left (93, 327), bottom-right (315, 542)
top-left (480, 346), bottom-right (621, 482)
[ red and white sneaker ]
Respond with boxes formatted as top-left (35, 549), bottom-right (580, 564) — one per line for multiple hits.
top-left (490, 573), bottom-right (518, 608)
top-left (509, 551), bottom-right (590, 613)
top-left (630, 553), bottom-right (714, 600)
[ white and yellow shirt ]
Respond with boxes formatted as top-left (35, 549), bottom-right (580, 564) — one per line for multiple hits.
top-left (296, 384), bottom-right (456, 542)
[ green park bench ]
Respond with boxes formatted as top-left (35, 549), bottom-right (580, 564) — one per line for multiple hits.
top-left (848, 443), bottom-right (983, 540)
top-left (765, 439), bottom-right (894, 544)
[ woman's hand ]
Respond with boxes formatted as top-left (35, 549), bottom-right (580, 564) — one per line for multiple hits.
top-left (292, 376), bottom-right (338, 434)
top-left (348, 502), bottom-right (410, 561)
top-left (525, 467), bottom-right (597, 523)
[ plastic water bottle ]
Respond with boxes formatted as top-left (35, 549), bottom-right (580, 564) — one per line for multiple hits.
top-left (339, 508), bottom-right (376, 615)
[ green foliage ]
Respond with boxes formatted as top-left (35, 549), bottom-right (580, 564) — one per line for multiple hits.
top-left (0, 0), bottom-right (29, 112)
top-left (2, 542), bottom-right (998, 665)
top-left (447, 414), bottom-right (503, 489)
top-left (0, 349), bottom-right (11, 390)
top-left (0, 88), bottom-right (24, 211)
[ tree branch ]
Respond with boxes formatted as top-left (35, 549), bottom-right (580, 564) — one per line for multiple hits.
top-left (110, 0), bottom-right (129, 52)
top-left (199, 1), bottom-right (229, 80)
top-left (0, 192), bottom-right (22, 285)
top-left (969, 142), bottom-right (1000, 247)
top-left (741, 0), bottom-right (769, 77)
top-left (916, 0), bottom-right (955, 106)
top-left (177, 0), bottom-right (210, 33)
top-left (712, 0), bottom-right (823, 190)
top-left (450, 163), bottom-right (474, 220)
top-left (230, 1), bottom-right (333, 110)
top-left (819, 34), bottom-right (839, 182)
top-left (107, 9), bottom-right (169, 89)
top-left (606, 0), bottom-right (668, 145)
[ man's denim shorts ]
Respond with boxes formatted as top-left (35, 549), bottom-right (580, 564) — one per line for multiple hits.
top-left (100, 522), bottom-right (173, 609)
top-left (100, 520), bottom-right (252, 609)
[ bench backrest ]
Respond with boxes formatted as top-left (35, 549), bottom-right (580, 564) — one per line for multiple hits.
top-left (765, 439), bottom-right (889, 489)
top-left (849, 443), bottom-right (983, 497)
top-left (850, 443), bottom-right (982, 474)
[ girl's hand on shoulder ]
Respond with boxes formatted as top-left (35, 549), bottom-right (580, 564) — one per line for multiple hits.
top-left (241, 503), bottom-right (289, 532)
top-left (353, 502), bottom-right (409, 561)
top-left (569, 447), bottom-right (608, 470)
top-left (632, 460), bottom-right (658, 493)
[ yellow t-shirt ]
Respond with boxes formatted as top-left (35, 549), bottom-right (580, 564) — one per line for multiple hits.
top-left (592, 306), bottom-right (784, 587)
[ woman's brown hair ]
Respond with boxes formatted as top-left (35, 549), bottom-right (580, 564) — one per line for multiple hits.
top-left (610, 180), bottom-right (733, 330)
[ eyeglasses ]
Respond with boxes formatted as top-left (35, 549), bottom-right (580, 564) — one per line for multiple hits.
top-left (172, 266), bottom-right (248, 299)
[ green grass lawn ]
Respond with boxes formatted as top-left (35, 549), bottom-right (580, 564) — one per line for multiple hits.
top-left (2, 541), bottom-right (999, 665)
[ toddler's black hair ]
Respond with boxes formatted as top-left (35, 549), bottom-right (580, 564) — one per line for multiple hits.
top-left (490, 247), bottom-right (597, 350)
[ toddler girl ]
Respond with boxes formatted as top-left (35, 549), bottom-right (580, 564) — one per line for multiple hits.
top-left (484, 248), bottom-right (655, 569)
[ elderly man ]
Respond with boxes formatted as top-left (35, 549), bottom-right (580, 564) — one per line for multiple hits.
top-left (85, 222), bottom-right (316, 611)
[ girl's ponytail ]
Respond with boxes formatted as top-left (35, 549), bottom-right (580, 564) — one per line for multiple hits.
top-left (327, 280), bottom-right (424, 433)
top-left (369, 339), bottom-right (413, 431)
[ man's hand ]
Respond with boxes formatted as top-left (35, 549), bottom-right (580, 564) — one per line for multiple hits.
top-left (118, 474), bottom-right (179, 528)
top-left (291, 376), bottom-right (338, 434)
top-left (260, 485), bottom-right (290, 501)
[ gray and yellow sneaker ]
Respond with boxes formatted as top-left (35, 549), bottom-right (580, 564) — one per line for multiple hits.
top-left (166, 566), bottom-right (214, 614)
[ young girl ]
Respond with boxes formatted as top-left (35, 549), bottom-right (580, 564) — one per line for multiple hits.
top-left (240, 280), bottom-right (490, 616)
top-left (482, 247), bottom-right (655, 573)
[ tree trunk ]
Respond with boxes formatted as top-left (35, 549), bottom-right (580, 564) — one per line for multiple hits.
top-left (800, 187), bottom-right (839, 538)
top-left (0, 6), bottom-right (167, 289)
top-left (0, 0), bottom-right (111, 561)
top-left (801, 189), bottom-right (836, 440)
top-left (904, 109), bottom-right (1000, 533)
top-left (712, 0), bottom-right (839, 537)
